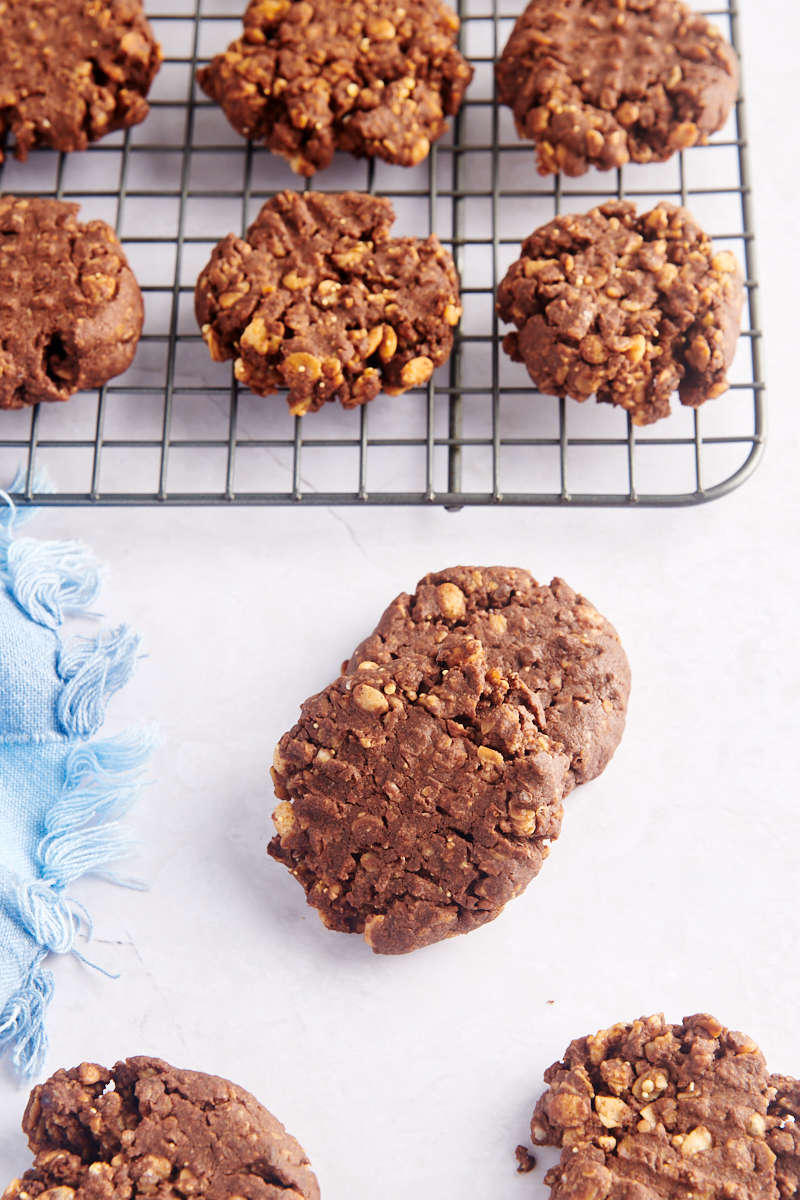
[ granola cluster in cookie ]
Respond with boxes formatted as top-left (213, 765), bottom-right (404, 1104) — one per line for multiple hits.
top-left (496, 201), bottom-right (743, 425)
top-left (197, 0), bottom-right (472, 176)
top-left (3, 1057), bottom-right (320, 1200)
top-left (496, 0), bottom-right (739, 178)
top-left (195, 190), bottom-right (462, 414)
top-left (527, 1014), bottom-right (800, 1200)
top-left (0, 197), bottom-right (143, 409)
top-left (0, 0), bottom-right (161, 163)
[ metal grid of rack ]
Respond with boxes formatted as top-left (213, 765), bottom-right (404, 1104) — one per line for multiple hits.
top-left (0, 0), bottom-right (764, 508)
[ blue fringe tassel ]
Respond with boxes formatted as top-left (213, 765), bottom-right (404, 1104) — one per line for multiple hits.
top-left (6, 877), bottom-right (79, 954)
top-left (0, 964), bottom-right (54, 1078)
top-left (0, 470), bottom-right (101, 629)
top-left (57, 627), bottom-right (141, 738)
top-left (3, 537), bottom-right (105, 630)
top-left (0, 466), bottom-right (57, 533)
top-left (38, 728), bottom-right (160, 886)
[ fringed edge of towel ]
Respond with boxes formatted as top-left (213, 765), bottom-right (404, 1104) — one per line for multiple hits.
top-left (1, 467), bottom-right (105, 631)
top-left (0, 472), bottom-right (160, 1078)
top-left (0, 960), bottom-right (54, 1079)
top-left (1, 726), bottom-right (159, 1077)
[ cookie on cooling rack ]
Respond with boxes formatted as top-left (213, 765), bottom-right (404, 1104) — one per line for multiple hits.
top-left (196, 0), bottom-right (472, 176)
top-left (496, 200), bottom-right (743, 425)
top-left (6, 1057), bottom-right (320, 1200)
top-left (269, 633), bottom-right (570, 954)
top-left (346, 565), bottom-right (630, 793)
top-left (0, 197), bottom-right (143, 410)
top-left (195, 189), bottom-right (462, 415)
top-left (526, 1013), bottom-right (800, 1200)
top-left (0, 0), bottom-right (161, 163)
top-left (496, 0), bottom-right (738, 177)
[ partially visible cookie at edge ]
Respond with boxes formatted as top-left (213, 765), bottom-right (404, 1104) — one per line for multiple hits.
top-left (496, 200), bottom-right (743, 425)
top-left (0, 196), bottom-right (143, 410)
top-left (195, 190), bottom-right (461, 414)
top-left (347, 565), bottom-right (631, 793)
top-left (496, 0), bottom-right (738, 178)
top-left (767, 1076), bottom-right (800, 1200)
top-left (196, 0), bottom-right (473, 176)
top-left (0, 0), bottom-right (161, 163)
top-left (269, 634), bottom-right (570, 954)
top-left (527, 1013), bottom-right (788, 1200)
top-left (4, 1056), bottom-right (320, 1200)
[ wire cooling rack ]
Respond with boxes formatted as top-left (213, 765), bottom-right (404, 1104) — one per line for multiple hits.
top-left (0, 0), bottom-right (764, 508)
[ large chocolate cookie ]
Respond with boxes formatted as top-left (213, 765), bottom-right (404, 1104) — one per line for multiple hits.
top-left (0, 0), bottom-right (161, 163)
top-left (347, 566), bottom-right (630, 793)
top-left (528, 1014), bottom-right (791, 1200)
top-left (4, 1057), bottom-right (320, 1200)
top-left (196, 0), bottom-right (472, 176)
top-left (496, 0), bottom-right (738, 177)
top-left (496, 201), bottom-right (743, 426)
top-left (268, 634), bottom-right (570, 954)
top-left (195, 190), bottom-right (461, 415)
top-left (0, 197), bottom-right (143, 410)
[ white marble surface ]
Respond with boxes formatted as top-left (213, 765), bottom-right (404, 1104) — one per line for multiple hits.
top-left (2, 0), bottom-right (800, 1197)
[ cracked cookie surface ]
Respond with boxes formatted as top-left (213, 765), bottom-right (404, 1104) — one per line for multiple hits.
top-left (496, 0), bottom-right (738, 178)
top-left (268, 634), bottom-right (569, 954)
top-left (0, 196), bottom-right (143, 410)
top-left (347, 566), bottom-right (630, 793)
top-left (196, 0), bottom-right (472, 176)
top-left (496, 200), bottom-right (743, 425)
top-left (0, 0), bottom-right (161, 163)
top-left (195, 189), bottom-right (461, 414)
top-left (4, 1057), bottom-right (320, 1200)
top-left (526, 1013), bottom-right (800, 1200)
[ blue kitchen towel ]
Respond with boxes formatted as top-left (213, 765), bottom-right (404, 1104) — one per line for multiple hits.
top-left (0, 475), bottom-right (158, 1077)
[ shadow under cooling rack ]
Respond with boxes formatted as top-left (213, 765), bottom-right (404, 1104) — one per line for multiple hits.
top-left (0, 0), bottom-right (765, 508)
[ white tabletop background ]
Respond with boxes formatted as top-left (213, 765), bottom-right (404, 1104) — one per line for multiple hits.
top-left (1, 0), bottom-right (799, 1196)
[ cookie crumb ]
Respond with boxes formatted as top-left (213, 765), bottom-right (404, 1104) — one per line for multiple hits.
top-left (516, 1146), bottom-right (536, 1173)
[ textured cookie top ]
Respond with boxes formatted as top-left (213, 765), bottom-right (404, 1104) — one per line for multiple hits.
top-left (6, 1057), bottom-right (320, 1200)
top-left (268, 634), bottom-right (569, 954)
top-left (0, 196), bottom-right (143, 410)
top-left (496, 0), bottom-right (738, 177)
top-left (197, 0), bottom-right (472, 176)
top-left (195, 190), bottom-right (461, 414)
top-left (0, 0), bottom-right (161, 162)
top-left (529, 1014), bottom-right (800, 1200)
top-left (347, 566), bottom-right (630, 790)
top-left (496, 201), bottom-right (743, 425)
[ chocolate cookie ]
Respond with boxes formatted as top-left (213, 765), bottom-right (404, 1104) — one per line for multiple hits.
top-left (347, 566), bottom-right (630, 793)
top-left (528, 1014), bottom-right (788, 1200)
top-left (195, 190), bottom-right (461, 415)
top-left (5, 1057), bottom-right (320, 1200)
top-left (268, 634), bottom-right (570, 954)
top-left (496, 201), bottom-right (743, 425)
top-left (496, 0), bottom-right (738, 177)
top-left (0, 197), bottom-right (143, 410)
top-left (768, 1076), bottom-right (800, 1200)
top-left (196, 0), bottom-right (472, 176)
top-left (0, 0), bottom-right (161, 163)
